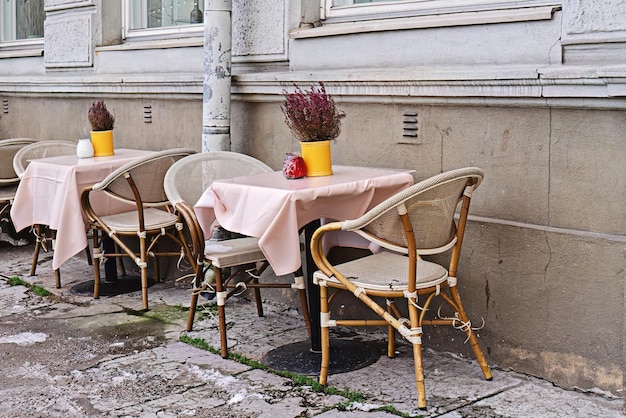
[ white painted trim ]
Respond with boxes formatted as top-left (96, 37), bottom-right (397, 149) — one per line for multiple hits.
top-left (293, 5), bottom-right (558, 38)
top-left (0, 48), bottom-right (43, 59)
top-left (96, 38), bottom-right (203, 51)
top-left (468, 215), bottom-right (626, 244)
top-left (0, 65), bottom-right (624, 108)
top-left (322, 0), bottom-right (560, 21)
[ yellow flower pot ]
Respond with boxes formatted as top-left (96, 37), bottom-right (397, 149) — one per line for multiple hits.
top-left (90, 130), bottom-right (115, 157)
top-left (300, 140), bottom-right (333, 177)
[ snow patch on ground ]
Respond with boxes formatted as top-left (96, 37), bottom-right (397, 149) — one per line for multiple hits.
top-left (0, 332), bottom-right (48, 346)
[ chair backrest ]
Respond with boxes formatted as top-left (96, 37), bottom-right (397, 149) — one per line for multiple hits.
top-left (93, 148), bottom-right (197, 208)
top-left (351, 167), bottom-right (484, 255)
top-left (164, 151), bottom-right (273, 207)
top-left (13, 140), bottom-right (76, 178)
top-left (0, 138), bottom-right (38, 185)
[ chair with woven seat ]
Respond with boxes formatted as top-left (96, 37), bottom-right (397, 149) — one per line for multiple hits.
top-left (0, 138), bottom-right (38, 246)
top-left (80, 148), bottom-right (196, 310)
top-left (311, 167), bottom-right (492, 410)
top-left (163, 151), bottom-right (311, 358)
top-left (12, 140), bottom-right (81, 287)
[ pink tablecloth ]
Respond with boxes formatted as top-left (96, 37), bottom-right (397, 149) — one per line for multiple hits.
top-left (10, 148), bottom-right (154, 270)
top-left (194, 165), bottom-right (414, 276)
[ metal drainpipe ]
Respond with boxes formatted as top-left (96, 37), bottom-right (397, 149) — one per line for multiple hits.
top-left (202, 0), bottom-right (232, 152)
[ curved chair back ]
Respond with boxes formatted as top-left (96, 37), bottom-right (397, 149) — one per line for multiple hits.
top-left (164, 151), bottom-right (273, 207)
top-left (0, 138), bottom-right (38, 185)
top-left (352, 167), bottom-right (484, 255)
top-left (92, 148), bottom-right (197, 208)
top-left (13, 140), bottom-right (76, 178)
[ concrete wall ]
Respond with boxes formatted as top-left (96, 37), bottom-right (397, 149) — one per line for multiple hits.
top-left (0, 97), bottom-right (202, 152)
top-left (231, 99), bottom-right (626, 395)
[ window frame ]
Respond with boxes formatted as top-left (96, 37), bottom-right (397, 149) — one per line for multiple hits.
top-left (122, 0), bottom-right (204, 42)
top-left (321, 0), bottom-right (561, 22)
top-left (0, 0), bottom-right (45, 50)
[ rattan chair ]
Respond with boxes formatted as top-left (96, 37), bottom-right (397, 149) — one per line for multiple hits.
top-left (311, 167), bottom-right (492, 409)
top-left (0, 138), bottom-right (38, 246)
top-left (80, 148), bottom-right (196, 310)
top-left (12, 140), bottom-right (80, 287)
top-left (163, 151), bottom-right (311, 358)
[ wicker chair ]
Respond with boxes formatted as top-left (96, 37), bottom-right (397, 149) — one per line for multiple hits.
top-left (12, 140), bottom-right (80, 287)
top-left (0, 138), bottom-right (38, 246)
top-left (311, 167), bottom-right (492, 409)
top-left (80, 148), bottom-right (196, 310)
top-left (163, 151), bottom-right (311, 358)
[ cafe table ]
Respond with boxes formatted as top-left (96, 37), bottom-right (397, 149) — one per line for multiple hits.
top-left (194, 165), bottom-right (414, 374)
top-left (10, 148), bottom-right (154, 287)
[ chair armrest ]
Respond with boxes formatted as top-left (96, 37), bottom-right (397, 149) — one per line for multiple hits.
top-left (310, 221), bottom-right (343, 280)
top-left (175, 201), bottom-right (205, 256)
top-left (80, 186), bottom-right (98, 223)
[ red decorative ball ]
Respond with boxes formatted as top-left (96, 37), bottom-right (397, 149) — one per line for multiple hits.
top-left (282, 153), bottom-right (306, 179)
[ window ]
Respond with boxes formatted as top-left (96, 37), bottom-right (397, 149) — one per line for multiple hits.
top-left (321, 0), bottom-right (560, 22)
top-left (0, 0), bottom-right (44, 42)
top-left (288, 0), bottom-right (560, 38)
top-left (124, 0), bottom-right (204, 39)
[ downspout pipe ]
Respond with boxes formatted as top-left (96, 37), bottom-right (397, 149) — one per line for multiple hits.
top-left (202, 0), bottom-right (232, 152)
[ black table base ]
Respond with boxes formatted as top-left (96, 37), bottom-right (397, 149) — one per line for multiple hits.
top-left (70, 276), bottom-right (154, 297)
top-left (261, 339), bottom-right (380, 376)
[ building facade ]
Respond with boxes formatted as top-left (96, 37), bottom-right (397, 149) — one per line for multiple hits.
top-left (1, 0), bottom-right (625, 401)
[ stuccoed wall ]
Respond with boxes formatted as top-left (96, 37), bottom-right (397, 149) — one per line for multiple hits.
top-left (2, 74), bottom-right (625, 399)
top-left (231, 99), bottom-right (626, 395)
top-left (0, 96), bottom-right (202, 152)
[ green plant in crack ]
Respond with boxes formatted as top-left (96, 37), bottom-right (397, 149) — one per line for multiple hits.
top-left (3, 275), bottom-right (52, 297)
top-left (179, 334), bottom-right (416, 416)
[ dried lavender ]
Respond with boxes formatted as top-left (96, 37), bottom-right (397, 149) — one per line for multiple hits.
top-left (88, 100), bottom-right (115, 131)
top-left (281, 82), bottom-right (345, 142)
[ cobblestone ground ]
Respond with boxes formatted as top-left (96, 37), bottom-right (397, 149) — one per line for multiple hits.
top-left (0, 242), bottom-right (624, 417)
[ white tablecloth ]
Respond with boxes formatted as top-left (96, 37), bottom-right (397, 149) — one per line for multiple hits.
top-left (194, 165), bottom-right (414, 276)
top-left (11, 148), bottom-right (154, 270)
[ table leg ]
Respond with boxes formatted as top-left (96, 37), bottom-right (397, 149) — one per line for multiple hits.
top-left (261, 219), bottom-right (380, 375)
top-left (103, 236), bottom-right (118, 281)
top-left (302, 220), bottom-right (321, 353)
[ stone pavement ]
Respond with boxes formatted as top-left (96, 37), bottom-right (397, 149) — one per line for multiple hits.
top-left (0, 241), bottom-right (624, 417)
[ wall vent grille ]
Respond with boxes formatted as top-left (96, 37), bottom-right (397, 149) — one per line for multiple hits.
top-left (143, 104), bottom-right (152, 123)
top-left (402, 111), bottom-right (418, 138)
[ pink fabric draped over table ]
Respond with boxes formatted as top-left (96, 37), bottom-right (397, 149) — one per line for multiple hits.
top-left (194, 165), bottom-right (415, 276)
top-left (10, 149), bottom-right (154, 270)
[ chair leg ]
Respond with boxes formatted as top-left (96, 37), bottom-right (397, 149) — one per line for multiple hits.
top-left (30, 224), bottom-right (43, 276)
top-left (407, 296), bottom-right (427, 409)
top-left (153, 240), bottom-right (161, 283)
top-left (186, 291), bottom-right (200, 332)
top-left (139, 234), bottom-right (149, 311)
top-left (186, 255), bottom-right (204, 332)
top-left (246, 262), bottom-right (266, 317)
top-left (386, 299), bottom-right (397, 358)
top-left (140, 265), bottom-right (149, 311)
top-left (252, 275), bottom-right (263, 317)
top-left (412, 340), bottom-right (427, 409)
top-left (319, 284), bottom-right (331, 386)
top-left (448, 286), bottom-right (493, 381)
top-left (215, 267), bottom-right (229, 358)
top-left (92, 230), bottom-right (102, 299)
top-left (54, 269), bottom-right (61, 289)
